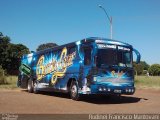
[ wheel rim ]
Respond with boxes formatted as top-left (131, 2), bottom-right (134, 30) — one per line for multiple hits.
top-left (28, 81), bottom-right (31, 91)
top-left (71, 85), bottom-right (77, 98)
top-left (33, 82), bottom-right (37, 92)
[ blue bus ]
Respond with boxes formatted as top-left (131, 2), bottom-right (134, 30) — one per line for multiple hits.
top-left (17, 37), bottom-right (141, 100)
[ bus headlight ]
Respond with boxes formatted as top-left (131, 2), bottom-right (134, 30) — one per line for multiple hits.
top-left (98, 87), bottom-right (102, 91)
top-left (126, 88), bottom-right (134, 93)
top-left (103, 87), bottom-right (106, 91)
top-left (107, 88), bottom-right (111, 92)
top-left (128, 89), bottom-right (131, 92)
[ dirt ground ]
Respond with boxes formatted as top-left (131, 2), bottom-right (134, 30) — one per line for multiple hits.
top-left (0, 89), bottom-right (160, 114)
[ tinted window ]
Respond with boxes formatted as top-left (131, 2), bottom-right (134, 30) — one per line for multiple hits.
top-left (69, 47), bottom-right (76, 54)
top-left (97, 49), bottom-right (116, 67)
top-left (84, 48), bottom-right (91, 65)
top-left (117, 50), bottom-right (132, 67)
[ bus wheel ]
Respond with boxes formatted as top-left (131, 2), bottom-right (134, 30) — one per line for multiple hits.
top-left (27, 79), bottom-right (33, 93)
top-left (33, 81), bottom-right (39, 94)
top-left (70, 81), bottom-right (80, 100)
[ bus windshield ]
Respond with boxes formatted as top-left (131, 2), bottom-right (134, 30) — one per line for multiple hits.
top-left (117, 46), bottom-right (132, 67)
top-left (97, 45), bottom-right (132, 68)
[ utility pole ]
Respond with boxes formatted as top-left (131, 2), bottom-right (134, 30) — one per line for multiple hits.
top-left (99, 5), bottom-right (113, 39)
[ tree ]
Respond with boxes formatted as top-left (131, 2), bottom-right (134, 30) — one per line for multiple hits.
top-left (0, 32), bottom-right (3, 36)
top-left (0, 32), bottom-right (30, 75)
top-left (148, 64), bottom-right (160, 76)
top-left (133, 61), bottom-right (150, 75)
top-left (14, 44), bottom-right (30, 58)
top-left (140, 61), bottom-right (150, 70)
top-left (0, 34), bottom-right (11, 68)
top-left (0, 65), bottom-right (7, 84)
top-left (133, 62), bottom-right (144, 75)
top-left (36, 43), bottom-right (58, 51)
top-left (0, 33), bottom-right (10, 44)
top-left (6, 43), bottom-right (30, 74)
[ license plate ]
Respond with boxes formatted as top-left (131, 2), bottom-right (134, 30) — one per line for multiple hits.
top-left (114, 89), bottom-right (121, 93)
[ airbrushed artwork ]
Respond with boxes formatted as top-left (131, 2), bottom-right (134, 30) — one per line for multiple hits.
top-left (18, 37), bottom-right (141, 100)
top-left (36, 47), bottom-right (76, 85)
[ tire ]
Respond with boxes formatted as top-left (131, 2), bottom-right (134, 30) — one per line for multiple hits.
top-left (70, 81), bottom-right (80, 100)
top-left (27, 79), bottom-right (33, 93)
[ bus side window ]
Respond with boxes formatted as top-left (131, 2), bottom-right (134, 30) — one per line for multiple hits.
top-left (84, 48), bottom-right (91, 65)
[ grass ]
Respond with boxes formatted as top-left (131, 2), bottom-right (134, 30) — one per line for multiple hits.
top-left (135, 76), bottom-right (160, 89)
top-left (0, 75), bottom-right (160, 90)
top-left (0, 76), bottom-right (18, 89)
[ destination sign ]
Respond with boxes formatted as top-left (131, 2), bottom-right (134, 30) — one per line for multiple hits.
top-left (97, 44), bottom-right (116, 49)
top-left (118, 46), bottom-right (130, 51)
top-left (97, 44), bottom-right (131, 51)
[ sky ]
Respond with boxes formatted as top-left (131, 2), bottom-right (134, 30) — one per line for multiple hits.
top-left (0, 0), bottom-right (160, 65)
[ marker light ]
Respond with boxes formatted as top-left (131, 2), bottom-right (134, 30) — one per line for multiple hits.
top-left (107, 88), bottom-right (111, 92)
top-left (99, 87), bottom-right (102, 91)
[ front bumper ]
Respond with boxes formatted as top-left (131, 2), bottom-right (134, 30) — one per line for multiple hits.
top-left (89, 84), bottom-right (135, 95)
top-left (80, 84), bottom-right (135, 95)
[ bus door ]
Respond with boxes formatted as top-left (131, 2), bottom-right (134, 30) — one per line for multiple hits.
top-left (80, 45), bottom-right (93, 88)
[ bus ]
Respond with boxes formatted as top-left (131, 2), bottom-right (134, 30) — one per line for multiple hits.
top-left (17, 37), bottom-right (141, 100)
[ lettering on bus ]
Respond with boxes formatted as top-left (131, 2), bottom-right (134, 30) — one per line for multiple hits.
top-left (97, 44), bottom-right (116, 49)
top-left (36, 47), bottom-right (76, 84)
top-left (118, 46), bottom-right (130, 51)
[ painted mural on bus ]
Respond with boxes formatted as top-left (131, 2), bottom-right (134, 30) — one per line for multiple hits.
top-left (18, 37), bottom-right (141, 100)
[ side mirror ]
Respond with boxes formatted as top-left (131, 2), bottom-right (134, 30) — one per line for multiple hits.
top-left (133, 48), bottom-right (141, 64)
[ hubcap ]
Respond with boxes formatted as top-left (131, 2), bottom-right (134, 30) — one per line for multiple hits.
top-left (71, 85), bottom-right (77, 97)
top-left (33, 82), bottom-right (37, 92)
top-left (28, 81), bottom-right (31, 91)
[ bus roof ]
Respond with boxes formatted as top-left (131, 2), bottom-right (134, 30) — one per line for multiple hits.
top-left (80, 37), bottom-right (132, 47)
top-left (23, 37), bottom-right (132, 58)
